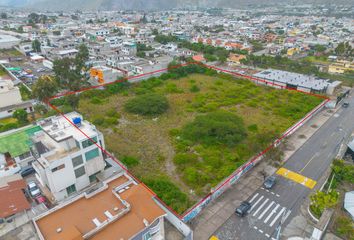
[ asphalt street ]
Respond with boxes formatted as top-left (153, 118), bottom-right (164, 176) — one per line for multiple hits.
top-left (214, 92), bottom-right (354, 240)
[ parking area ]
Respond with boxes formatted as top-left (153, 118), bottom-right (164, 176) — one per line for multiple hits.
top-left (0, 50), bottom-right (53, 88)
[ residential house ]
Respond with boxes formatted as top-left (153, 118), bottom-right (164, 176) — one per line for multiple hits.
top-left (0, 80), bottom-right (33, 119)
top-left (33, 172), bottom-right (193, 240)
top-left (32, 112), bottom-right (106, 202)
top-left (0, 174), bottom-right (30, 221)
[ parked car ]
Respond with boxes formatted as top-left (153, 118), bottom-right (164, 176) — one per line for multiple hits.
top-left (342, 102), bottom-right (349, 108)
top-left (235, 201), bottom-right (251, 217)
top-left (19, 165), bottom-right (35, 177)
top-left (34, 195), bottom-right (47, 204)
top-left (263, 176), bottom-right (276, 189)
top-left (27, 181), bottom-right (41, 197)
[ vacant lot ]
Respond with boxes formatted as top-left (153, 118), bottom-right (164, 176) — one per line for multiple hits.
top-left (78, 72), bottom-right (322, 213)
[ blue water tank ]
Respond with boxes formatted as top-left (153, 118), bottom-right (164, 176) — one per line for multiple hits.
top-left (72, 117), bottom-right (82, 126)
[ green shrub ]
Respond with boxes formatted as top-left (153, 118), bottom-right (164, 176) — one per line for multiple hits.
top-left (310, 190), bottom-right (339, 218)
top-left (92, 116), bottom-right (105, 126)
top-left (248, 124), bottom-right (258, 132)
top-left (104, 117), bottom-right (118, 126)
top-left (121, 156), bottom-right (140, 168)
top-left (124, 93), bottom-right (169, 116)
top-left (173, 153), bottom-right (198, 170)
top-left (0, 122), bottom-right (19, 133)
top-left (91, 97), bottom-right (103, 104)
top-left (334, 216), bottom-right (354, 240)
top-left (142, 176), bottom-right (191, 214)
top-left (181, 110), bottom-right (247, 147)
top-left (190, 85), bottom-right (200, 93)
top-left (165, 83), bottom-right (183, 93)
top-left (106, 108), bottom-right (120, 118)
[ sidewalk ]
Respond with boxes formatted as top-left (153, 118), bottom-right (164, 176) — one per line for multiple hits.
top-left (190, 106), bottom-right (339, 240)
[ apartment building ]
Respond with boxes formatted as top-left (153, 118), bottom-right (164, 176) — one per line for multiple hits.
top-left (32, 112), bottom-right (106, 202)
top-left (33, 172), bottom-right (192, 240)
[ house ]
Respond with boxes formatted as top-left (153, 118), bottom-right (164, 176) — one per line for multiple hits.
top-left (328, 60), bottom-right (354, 74)
top-left (0, 80), bottom-right (34, 119)
top-left (0, 174), bottom-right (30, 220)
top-left (227, 53), bottom-right (247, 65)
top-left (33, 172), bottom-right (192, 240)
top-left (0, 34), bottom-right (21, 49)
top-left (192, 55), bottom-right (205, 62)
top-left (89, 66), bottom-right (124, 85)
top-left (32, 112), bottom-right (106, 202)
top-left (0, 125), bottom-right (42, 177)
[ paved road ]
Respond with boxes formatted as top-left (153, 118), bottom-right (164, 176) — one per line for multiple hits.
top-left (214, 93), bottom-right (354, 240)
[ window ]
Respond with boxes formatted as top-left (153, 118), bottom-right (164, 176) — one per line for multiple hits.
top-left (19, 151), bottom-right (32, 160)
top-left (72, 155), bottom-right (83, 167)
top-left (89, 172), bottom-right (100, 183)
top-left (75, 140), bottom-right (81, 149)
top-left (85, 148), bottom-right (99, 161)
top-left (51, 164), bottom-right (65, 173)
top-left (66, 184), bottom-right (76, 195)
top-left (74, 166), bottom-right (85, 178)
top-left (82, 137), bottom-right (98, 148)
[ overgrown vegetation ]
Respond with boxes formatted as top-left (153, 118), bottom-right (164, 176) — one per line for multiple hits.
top-left (76, 64), bottom-right (322, 213)
top-left (124, 93), bottom-right (169, 116)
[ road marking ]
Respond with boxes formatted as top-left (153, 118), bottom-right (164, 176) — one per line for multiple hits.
top-left (259, 229), bottom-right (263, 233)
top-left (283, 209), bottom-right (292, 222)
top-left (249, 193), bottom-right (259, 203)
top-left (254, 226), bottom-right (258, 230)
top-left (261, 187), bottom-right (265, 190)
top-left (270, 207), bottom-right (286, 227)
top-left (258, 201), bottom-right (275, 220)
top-left (249, 195), bottom-right (264, 212)
top-left (276, 167), bottom-right (317, 189)
top-left (265, 234), bottom-right (270, 237)
top-left (299, 153), bottom-right (318, 173)
top-left (264, 204), bottom-right (280, 224)
top-left (253, 198), bottom-right (269, 216)
top-left (271, 192), bottom-right (275, 195)
top-left (266, 189), bottom-right (270, 193)
top-left (276, 194), bottom-right (280, 197)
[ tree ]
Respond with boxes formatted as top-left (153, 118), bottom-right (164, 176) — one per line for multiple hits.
top-left (65, 95), bottom-right (80, 110)
top-left (32, 39), bottom-right (41, 53)
top-left (13, 109), bottom-right (28, 124)
top-left (335, 42), bottom-right (353, 57)
top-left (124, 93), bottom-right (169, 116)
top-left (181, 111), bottom-right (247, 147)
top-left (314, 44), bottom-right (326, 53)
top-left (75, 44), bottom-right (89, 70)
top-left (32, 75), bottom-right (58, 102)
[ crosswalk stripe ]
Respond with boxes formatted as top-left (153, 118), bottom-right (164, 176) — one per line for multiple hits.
top-left (253, 198), bottom-right (269, 217)
top-left (270, 207), bottom-right (286, 227)
top-left (249, 193), bottom-right (259, 203)
top-left (249, 195), bottom-right (264, 212)
top-left (264, 204), bottom-right (280, 224)
top-left (258, 201), bottom-right (275, 220)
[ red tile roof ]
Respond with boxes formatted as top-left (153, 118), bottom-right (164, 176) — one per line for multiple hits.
top-left (0, 177), bottom-right (30, 218)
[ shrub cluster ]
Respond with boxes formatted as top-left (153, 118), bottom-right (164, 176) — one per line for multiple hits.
top-left (124, 93), bottom-right (169, 116)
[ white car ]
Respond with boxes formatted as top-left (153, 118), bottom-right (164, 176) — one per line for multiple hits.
top-left (27, 181), bottom-right (41, 197)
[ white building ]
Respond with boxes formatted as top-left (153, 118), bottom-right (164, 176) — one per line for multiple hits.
top-left (0, 80), bottom-right (33, 119)
top-left (0, 34), bottom-right (21, 49)
top-left (32, 112), bottom-right (106, 202)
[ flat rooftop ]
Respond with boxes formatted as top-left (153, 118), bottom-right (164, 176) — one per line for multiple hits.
top-left (35, 174), bottom-right (166, 240)
top-left (254, 69), bottom-right (329, 91)
top-left (37, 112), bottom-right (98, 142)
top-left (0, 125), bottom-right (42, 157)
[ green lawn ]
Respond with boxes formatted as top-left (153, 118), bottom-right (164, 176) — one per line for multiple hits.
top-left (78, 73), bottom-right (323, 213)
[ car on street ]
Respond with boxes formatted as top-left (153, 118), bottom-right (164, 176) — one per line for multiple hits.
top-left (263, 176), bottom-right (277, 189)
top-left (342, 102), bottom-right (349, 108)
top-left (27, 181), bottom-right (41, 197)
top-left (235, 201), bottom-right (251, 217)
top-left (19, 165), bottom-right (35, 177)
